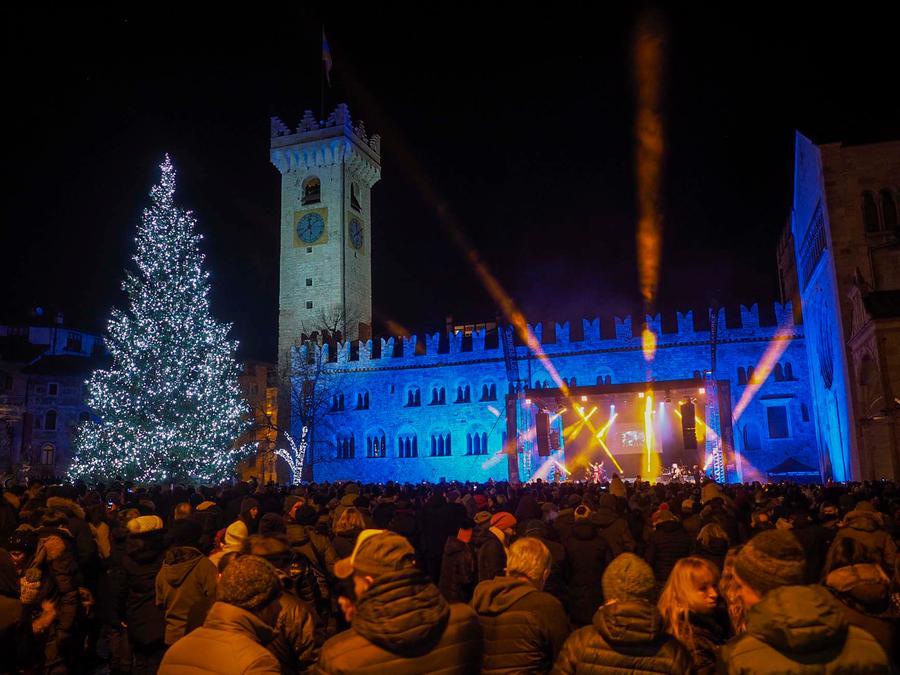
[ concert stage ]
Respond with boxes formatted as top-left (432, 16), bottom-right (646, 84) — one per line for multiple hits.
top-left (506, 379), bottom-right (734, 483)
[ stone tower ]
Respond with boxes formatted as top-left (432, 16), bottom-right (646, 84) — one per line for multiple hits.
top-left (270, 104), bottom-right (381, 369)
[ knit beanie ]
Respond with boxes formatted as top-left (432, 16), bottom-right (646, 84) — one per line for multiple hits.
top-left (217, 554), bottom-right (281, 611)
top-left (734, 529), bottom-right (806, 596)
top-left (126, 515), bottom-right (164, 535)
top-left (259, 512), bottom-right (286, 536)
top-left (294, 505), bottom-right (319, 526)
top-left (701, 482), bottom-right (724, 505)
top-left (490, 511), bottom-right (517, 531)
top-left (602, 553), bottom-right (657, 603)
top-left (224, 520), bottom-right (249, 552)
top-left (474, 511), bottom-right (492, 527)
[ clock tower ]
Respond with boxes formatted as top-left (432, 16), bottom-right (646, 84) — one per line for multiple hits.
top-left (270, 104), bottom-right (381, 370)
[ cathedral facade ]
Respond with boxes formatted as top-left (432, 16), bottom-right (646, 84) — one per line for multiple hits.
top-left (270, 107), bottom-right (891, 484)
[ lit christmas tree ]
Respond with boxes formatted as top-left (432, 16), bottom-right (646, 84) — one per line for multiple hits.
top-left (70, 156), bottom-right (246, 483)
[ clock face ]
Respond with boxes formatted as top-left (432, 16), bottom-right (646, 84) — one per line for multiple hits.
top-left (297, 212), bottom-right (325, 243)
top-left (349, 217), bottom-right (364, 249)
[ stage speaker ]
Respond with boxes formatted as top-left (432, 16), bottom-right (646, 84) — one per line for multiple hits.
top-left (536, 411), bottom-right (551, 456)
top-left (681, 402), bottom-right (697, 450)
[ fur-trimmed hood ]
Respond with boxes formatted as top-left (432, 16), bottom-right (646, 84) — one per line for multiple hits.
top-left (46, 496), bottom-right (85, 521)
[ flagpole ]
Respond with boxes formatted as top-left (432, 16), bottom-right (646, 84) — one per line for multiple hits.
top-left (320, 24), bottom-right (325, 120)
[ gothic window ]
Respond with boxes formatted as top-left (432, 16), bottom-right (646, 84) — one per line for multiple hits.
top-left (350, 183), bottom-right (362, 212)
top-left (336, 434), bottom-right (355, 459)
top-left (430, 387), bottom-right (446, 405)
top-left (784, 362), bottom-right (794, 380)
top-left (41, 444), bottom-right (55, 466)
top-left (455, 385), bottom-right (471, 403)
top-left (468, 431), bottom-right (488, 456)
top-left (801, 403), bottom-right (810, 422)
top-left (356, 391), bottom-right (370, 410)
top-left (306, 278), bottom-right (313, 287)
top-left (398, 434), bottom-right (418, 458)
top-left (406, 387), bottom-right (421, 407)
top-left (331, 394), bottom-right (345, 412)
top-left (302, 177), bottom-right (321, 205)
top-left (44, 410), bottom-right (57, 431)
top-left (64, 332), bottom-right (83, 353)
top-left (882, 189), bottom-right (898, 229)
top-left (737, 367), bottom-right (747, 385)
top-left (862, 191), bottom-right (880, 232)
top-left (366, 431), bottom-right (386, 458)
top-left (431, 432), bottom-right (452, 456)
top-left (747, 366), bottom-right (757, 385)
top-left (766, 406), bottom-right (790, 439)
top-left (48, 383), bottom-right (59, 397)
top-left (466, 433), bottom-right (472, 455)
top-left (774, 364), bottom-right (784, 382)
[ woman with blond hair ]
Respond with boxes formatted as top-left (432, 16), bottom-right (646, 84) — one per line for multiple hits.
top-left (658, 556), bottom-right (729, 674)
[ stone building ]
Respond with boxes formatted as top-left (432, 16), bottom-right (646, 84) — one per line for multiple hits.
top-left (788, 133), bottom-right (900, 480)
top-left (235, 361), bottom-right (280, 483)
top-left (273, 106), bottom-right (827, 484)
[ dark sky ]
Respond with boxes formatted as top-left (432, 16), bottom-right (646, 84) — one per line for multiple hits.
top-left (5, 4), bottom-right (899, 361)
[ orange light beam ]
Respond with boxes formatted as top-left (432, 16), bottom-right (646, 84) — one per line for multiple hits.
top-left (732, 324), bottom-right (795, 423)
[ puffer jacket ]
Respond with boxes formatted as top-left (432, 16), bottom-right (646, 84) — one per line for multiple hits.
top-left (719, 584), bottom-right (889, 673)
top-left (826, 508), bottom-right (897, 574)
top-left (564, 521), bottom-right (610, 626)
top-left (121, 530), bottom-right (167, 647)
top-left (439, 535), bottom-right (476, 603)
top-left (645, 520), bottom-right (693, 584)
top-left (155, 546), bottom-right (218, 644)
top-left (825, 564), bottom-right (898, 660)
top-left (313, 567), bottom-right (483, 674)
top-left (590, 506), bottom-right (636, 557)
top-left (46, 496), bottom-right (98, 575)
top-left (267, 591), bottom-right (318, 675)
top-left (551, 599), bottom-right (691, 674)
top-left (159, 601), bottom-right (280, 674)
top-left (471, 575), bottom-right (569, 674)
top-left (478, 528), bottom-right (508, 582)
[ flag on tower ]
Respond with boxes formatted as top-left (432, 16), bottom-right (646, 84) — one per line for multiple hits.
top-left (322, 28), bottom-right (333, 87)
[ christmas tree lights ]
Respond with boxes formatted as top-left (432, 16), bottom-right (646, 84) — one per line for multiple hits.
top-left (69, 156), bottom-right (246, 484)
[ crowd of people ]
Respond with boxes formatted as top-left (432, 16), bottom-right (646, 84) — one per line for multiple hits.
top-left (0, 473), bottom-right (897, 673)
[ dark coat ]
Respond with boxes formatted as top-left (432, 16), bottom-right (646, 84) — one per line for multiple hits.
top-left (439, 535), bottom-right (476, 603)
top-left (825, 563), bottom-right (898, 661)
top-left (551, 599), bottom-right (692, 674)
top-left (121, 530), bottom-right (167, 647)
top-left (331, 528), bottom-right (361, 560)
top-left (791, 515), bottom-right (835, 583)
top-left (826, 509), bottom-right (897, 575)
top-left (159, 601), bottom-right (281, 674)
top-left (313, 568), bottom-right (483, 674)
top-left (694, 536), bottom-right (729, 573)
top-left (471, 575), bottom-right (569, 674)
top-left (563, 521), bottom-right (611, 626)
top-left (267, 591), bottom-right (318, 675)
top-left (687, 609), bottom-right (729, 675)
top-left (645, 520), bottom-right (693, 584)
top-left (477, 529), bottom-right (508, 582)
top-left (155, 546), bottom-right (218, 644)
top-left (719, 584), bottom-right (889, 673)
top-left (591, 507), bottom-right (636, 557)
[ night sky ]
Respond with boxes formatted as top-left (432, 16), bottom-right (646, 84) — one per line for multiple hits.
top-left (6, 5), bottom-right (899, 361)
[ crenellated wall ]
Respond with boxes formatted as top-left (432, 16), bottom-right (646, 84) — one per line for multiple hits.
top-left (294, 301), bottom-right (819, 483)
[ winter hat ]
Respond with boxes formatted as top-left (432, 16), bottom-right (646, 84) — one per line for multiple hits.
top-left (598, 493), bottom-right (618, 510)
top-left (602, 553), bottom-right (657, 603)
top-left (340, 493), bottom-right (357, 507)
top-left (294, 505), bottom-right (319, 526)
top-left (217, 554), bottom-right (282, 611)
top-left (224, 520), bottom-right (249, 552)
top-left (474, 511), bottom-right (492, 526)
top-left (334, 529), bottom-right (416, 579)
top-left (127, 515), bottom-right (164, 535)
top-left (259, 512), bottom-right (286, 536)
top-left (240, 497), bottom-right (260, 514)
top-left (490, 512), bottom-right (517, 531)
top-left (734, 529), bottom-right (806, 596)
top-left (854, 500), bottom-right (875, 512)
top-left (196, 501), bottom-right (217, 512)
top-left (473, 494), bottom-right (488, 510)
top-left (681, 499), bottom-right (695, 515)
top-left (701, 482), bottom-right (724, 505)
top-left (165, 518), bottom-right (202, 548)
top-left (574, 505), bottom-right (592, 520)
top-left (567, 494), bottom-right (583, 508)
top-left (344, 483), bottom-right (360, 495)
top-left (138, 499), bottom-right (156, 514)
top-left (652, 509), bottom-right (677, 526)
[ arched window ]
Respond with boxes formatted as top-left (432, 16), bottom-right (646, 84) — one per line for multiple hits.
top-left (784, 362), bottom-right (794, 380)
top-left (44, 410), bottom-right (57, 431)
top-left (481, 432), bottom-right (488, 455)
top-left (41, 443), bottom-right (55, 466)
top-left (801, 403), bottom-right (810, 422)
top-left (431, 387), bottom-right (446, 405)
top-left (302, 177), bottom-right (321, 205)
top-left (774, 363), bottom-right (784, 382)
top-left (481, 384), bottom-right (490, 401)
top-left (862, 191), bottom-right (880, 232)
top-left (336, 434), bottom-right (355, 459)
top-left (366, 431), bottom-right (386, 458)
top-left (398, 433), bottom-right (418, 458)
top-left (350, 182), bottom-right (362, 211)
top-left (356, 391), bottom-right (370, 410)
top-left (431, 432), bottom-right (452, 456)
top-left (737, 367), bottom-right (747, 385)
top-left (466, 433), bottom-right (472, 455)
top-left (455, 385), bottom-right (471, 403)
top-left (747, 366), bottom-right (757, 385)
top-left (406, 387), bottom-right (421, 407)
top-left (882, 189), bottom-right (898, 229)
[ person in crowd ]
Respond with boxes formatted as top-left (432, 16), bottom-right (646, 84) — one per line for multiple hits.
top-left (190, 499), bottom-right (223, 555)
top-left (788, 507), bottom-right (834, 583)
top-left (718, 545), bottom-right (747, 635)
top-left (823, 537), bottom-right (898, 659)
top-left (720, 529), bottom-right (889, 672)
top-left (155, 517), bottom-right (218, 646)
top-left (553, 494), bottom-right (582, 544)
top-left (563, 504), bottom-right (611, 626)
top-left (681, 498), bottom-right (703, 540)
top-left (591, 493), bottom-right (636, 557)
top-left (209, 519), bottom-right (248, 568)
top-left (658, 556), bottom-right (729, 674)
top-left (645, 507), bottom-right (693, 585)
top-left (159, 554), bottom-right (283, 674)
top-left (285, 504), bottom-right (336, 624)
top-left (471, 537), bottom-right (569, 673)
top-left (314, 529), bottom-right (483, 673)
top-left (439, 517), bottom-right (477, 603)
top-left (331, 506), bottom-right (366, 559)
top-left (243, 535), bottom-right (319, 673)
top-left (172, 502), bottom-right (192, 524)
top-left (552, 552), bottom-right (692, 674)
top-left (825, 500), bottom-right (896, 576)
top-left (520, 518), bottom-right (567, 606)
top-left (478, 512), bottom-right (517, 582)
top-left (694, 522), bottom-right (730, 572)
top-left (120, 514), bottom-right (168, 674)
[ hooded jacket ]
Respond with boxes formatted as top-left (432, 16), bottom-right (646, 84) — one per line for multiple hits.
top-left (121, 530), bottom-right (167, 646)
top-left (645, 519), bottom-right (692, 584)
top-left (155, 546), bottom-right (218, 644)
top-left (590, 498), bottom-right (636, 557)
top-left (564, 521), bottom-right (611, 626)
top-left (825, 564), bottom-right (897, 660)
top-left (471, 575), bottom-right (569, 673)
top-left (551, 599), bottom-right (691, 674)
top-left (159, 601), bottom-right (280, 674)
top-left (826, 508), bottom-right (896, 575)
top-left (719, 584), bottom-right (889, 673)
top-left (46, 496), bottom-right (98, 574)
top-left (313, 567), bottom-right (482, 674)
top-left (439, 535), bottom-right (476, 604)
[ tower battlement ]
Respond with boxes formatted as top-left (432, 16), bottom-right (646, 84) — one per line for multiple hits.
top-left (271, 104), bottom-right (381, 159)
